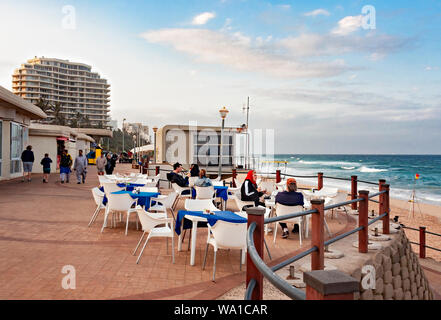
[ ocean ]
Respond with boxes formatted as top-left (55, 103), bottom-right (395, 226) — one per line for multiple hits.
top-left (258, 154), bottom-right (441, 206)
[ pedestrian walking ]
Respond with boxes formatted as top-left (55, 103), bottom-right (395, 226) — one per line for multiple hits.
top-left (96, 153), bottom-right (107, 176)
top-left (60, 149), bottom-right (73, 184)
top-left (21, 145), bottom-right (34, 182)
top-left (74, 150), bottom-right (88, 184)
top-left (40, 153), bottom-right (52, 183)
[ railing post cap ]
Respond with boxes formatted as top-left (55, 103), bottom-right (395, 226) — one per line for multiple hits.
top-left (379, 179), bottom-right (386, 183)
top-left (245, 206), bottom-right (266, 216)
top-left (351, 175), bottom-right (357, 179)
top-left (383, 184), bottom-right (390, 188)
top-left (311, 199), bottom-right (325, 205)
top-left (303, 270), bottom-right (359, 295)
top-left (359, 190), bottom-right (369, 195)
top-left (420, 226), bottom-right (426, 230)
top-left (318, 172), bottom-right (323, 175)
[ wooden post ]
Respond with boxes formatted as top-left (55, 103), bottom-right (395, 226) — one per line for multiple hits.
top-left (232, 169), bottom-right (237, 188)
top-left (276, 170), bottom-right (281, 183)
top-left (351, 176), bottom-right (357, 210)
top-left (382, 184), bottom-right (390, 235)
top-left (317, 172), bottom-right (323, 190)
top-left (311, 199), bottom-right (325, 271)
top-left (155, 166), bottom-right (160, 176)
top-left (245, 207), bottom-right (266, 300)
top-left (358, 190), bottom-right (369, 253)
top-left (419, 227), bottom-right (426, 259)
top-left (304, 270), bottom-right (359, 300)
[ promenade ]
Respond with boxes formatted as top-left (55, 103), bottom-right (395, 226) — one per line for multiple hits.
top-left (0, 164), bottom-right (438, 300)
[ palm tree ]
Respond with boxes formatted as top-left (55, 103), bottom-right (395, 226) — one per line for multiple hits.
top-left (82, 115), bottom-right (92, 128)
top-left (52, 102), bottom-right (66, 126)
top-left (35, 98), bottom-right (54, 123)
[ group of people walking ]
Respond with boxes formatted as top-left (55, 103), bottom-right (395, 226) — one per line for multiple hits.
top-left (20, 146), bottom-right (116, 184)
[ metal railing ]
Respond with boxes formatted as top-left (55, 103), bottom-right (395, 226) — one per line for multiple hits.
top-left (402, 225), bottom-right (441, 258)
top-left (244, 171), bottom-right (391, 300)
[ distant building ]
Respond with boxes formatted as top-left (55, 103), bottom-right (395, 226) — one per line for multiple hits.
top-left (0, 85), bottom-right (47, 180)
top-left (108, 119), bottom-right (118, 131)
top-left (12, 57), bottom-right (110, 127)
top-left (123, 122), bottom-right (150, 143)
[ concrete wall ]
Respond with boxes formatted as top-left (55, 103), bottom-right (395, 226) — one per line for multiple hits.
top-left (353, 229), bottom-right (434, 300)
top-left (28, 135), bottom-right (58, 173)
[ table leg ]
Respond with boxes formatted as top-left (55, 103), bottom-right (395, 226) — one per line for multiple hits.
top-left (178, 224), bottom-right (183, 252)
top-left (190, 221), bottom-right (198, 266)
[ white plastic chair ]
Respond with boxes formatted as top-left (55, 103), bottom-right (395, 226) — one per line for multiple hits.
top-left (102, 182), bottom-right (124, 197)
top-left (138, 187), bottom-right (159, 193)
top-left (98, 176), bottom-right (112, 186)
top-left (101, 192), bottom-right (140, 235)
top-left (149, 192), bottom-right (178, 221)
top-left (194, 186), bottom-right (216, 200)
top-left (133, 178), bottom-right (148, 185)
top-left (232, 189), bottom-right (255, 212)
top-left (188, 176), bottom-right (199, 187)
top-left (171, 183), bottom-right (192, 209)
top-left (88, 187), bottom-right (106, 226)
top-left (185, 199), bottom-right (218, 212)
top-left (132, 210), bottom-right (174, 264)
top-left (273, 204), bottom-right (304, 245)
top-left (212, 180), bottom-right (224, 187)
top-left (202, 220), bottom-right (247, 281)
top-left (326, 192), bottom-right (349, 219)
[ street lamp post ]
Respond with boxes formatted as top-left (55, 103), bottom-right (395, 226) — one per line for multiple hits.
top-left (133, 135), bottom-right (137, 163)
top-left (218, 106), bottom-right (229, 179)
top-left (122, 118), bottom-right (126, 153)
top-left (153, 126), bottom-right (158, 163)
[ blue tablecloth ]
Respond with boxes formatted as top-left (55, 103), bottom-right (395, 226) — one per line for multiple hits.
top-left (110, 190), bottom-right (160, 209)
top-left (117, 183), bottom-right (145, 191)
top-left (175, 210), bottom-right (247, 235)
top-left (191, 185), bottom-right (229, 201)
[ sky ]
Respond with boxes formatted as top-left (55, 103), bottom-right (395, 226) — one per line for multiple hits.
top-left (0, 0), bottom-right (440, 154)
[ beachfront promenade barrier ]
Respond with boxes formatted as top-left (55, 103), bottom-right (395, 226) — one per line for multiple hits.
top-left (401, 225), bottom-right (441, 258)
top-left (245, 172), bottom-right (390, 300)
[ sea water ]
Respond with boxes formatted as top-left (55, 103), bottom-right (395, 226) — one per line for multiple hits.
top-left (259, 154), bottom-right (441, 206)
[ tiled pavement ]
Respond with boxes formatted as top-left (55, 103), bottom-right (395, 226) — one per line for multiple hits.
top-left (0, 164), bottom-right (354, 300)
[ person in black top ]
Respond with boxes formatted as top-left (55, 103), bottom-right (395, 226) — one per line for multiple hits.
top-left (105, 153), bottom-right (116, 174)
top-left (240, 170), bottom-right (267, 209)
top-left (167, 162), bottom-right (190, 188)
top-left (275, 178), bottom-right (304, 239)
top-left (21, 145), bottom-right (35, 182)
top-left (40, 153), bottom-right (53, 183)
top-left (189, 163), bottom-right (200, 177)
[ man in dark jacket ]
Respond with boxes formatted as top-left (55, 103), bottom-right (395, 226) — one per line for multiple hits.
top-left (60, 149), bottom-right (73, 183)
top-left (167, 162), bottom-right (189, 188)
top-left (21, 145), bottom-right (35, 182)
top-left (275, 178), bottom-right (304, 238)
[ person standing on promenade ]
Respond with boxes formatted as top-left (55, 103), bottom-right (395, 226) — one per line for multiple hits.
top-left (275, 178), bottom-right (304, 239)
top-left (96, 153), bottom-right (107, 176)
top-left (105, 153), bottom-right (116, 175)
top-left (74, 150), bottom-right (88, 184)
top-left (240, 170), bottom-right (267, 209)
top-left (40, 153), bottom-right (52, 183)
top-left (60, 149), bottom-right (73, 184)
top-left (21, 145), bottom-right (34, 182)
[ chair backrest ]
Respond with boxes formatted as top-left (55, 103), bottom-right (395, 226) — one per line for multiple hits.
top-left (188, 176), bottom-right (199, 187)
top-left (137, 210), bottom-right (169, 232)
top-left (138, 187), bottom-right (158, 193)
top-left (258, 180), bottom-right (275, 193)
top-left (316, 187), bottom-right (338, 197)
top-left (212, 180), bottom-right (224, 187)
top-left (209, 220), bottom-right (247, 249)
top-left (98, 176), bottom-right (112, 186)
top-left (185, 199), bottom-right (218, 212)
top-left (233, 190), bottom-right (255, 211)
top-left (102, 182), bottom-right (124, 197)
top-left (91, 187), bottom-right (105, 206)
top-left (107, 193), bottom-right (136, 212)
top-left (171, 183), bottom-right (185, 193)
top-left (329, 192), bottom-right (348, 205)
top-left (133, 178), bottom-right (148, 185)
top-left (194, 186), bottom-right (215, 200)
top-left (275, 203), bottom-right (304, 223)
top-left (160, 192), bottom-right (178, 208)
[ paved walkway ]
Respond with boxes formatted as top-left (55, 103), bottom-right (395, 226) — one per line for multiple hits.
top-left (0, 164), bottom-right (413, 300)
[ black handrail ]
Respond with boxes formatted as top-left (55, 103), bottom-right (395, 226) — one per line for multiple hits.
top-left (324, 226), bottom-right (364, 246)
top-left (368, 190), bottom-right (387, 198)
top-left (264, 209), bottom-right (318, 224)
top-left (271, 246), bottom-right (318, 272)
top-left (367, 212), bottom-right (388, 225)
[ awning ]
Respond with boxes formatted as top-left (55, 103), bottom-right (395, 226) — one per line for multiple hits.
top-left (56, 136), bottom-right (68, 141)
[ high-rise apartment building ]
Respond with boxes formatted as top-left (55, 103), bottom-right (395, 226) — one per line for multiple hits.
top-left (12, 57), bottom-right (110, 127)
top-left (123, 122), bottom-right (150, 143)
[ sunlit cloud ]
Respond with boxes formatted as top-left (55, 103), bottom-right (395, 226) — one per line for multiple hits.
top-left (192, 12), bottom-right (216, 25)
top-left (304, 9), bottom-right (331, 17)
top-left (332, 15), bottom-right (363, 35)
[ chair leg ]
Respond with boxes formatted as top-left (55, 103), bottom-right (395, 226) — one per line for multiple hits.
top-left (239, 249), bottom-right (242, 271)
top-left (202, 243), bottom-right (209, 270)
top-left (92, 208), bottom-right (103, 224)
top-left (187, 229), bottom-right (192, 251)
top-left (299, 222), bottom-right (302, 247)
top-left (136, 235), bottom-right (150, 264)
top-left (132, 232), bottom-right (146, 255)
top-left (171, 236), bottom-right (175, 264)
top-left (273, 223), bottom-right (278, 243)
top-left (212, 250), bottom-right (217, 282)
top-left (125, 212), bottom-right (130, 236)
top-left (88, 206), bottom-right (99, 227)
top-left (101, 209), bottom-right (109, 233)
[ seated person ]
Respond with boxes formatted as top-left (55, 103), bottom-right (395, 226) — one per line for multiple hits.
top-left (275, 178), bottom-right (304, 239)
top-left (240, 170), bottom-right (267, 209)
top-left (166, 162), bottom-right (189, 188)
top-left (194, 169), bottom-right (213, 187)
top-left (190, 163), bottom-right (200, 177)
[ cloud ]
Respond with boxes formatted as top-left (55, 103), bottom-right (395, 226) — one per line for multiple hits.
top-left (425, 66), bottom-right (439, 71)
top-left (141, 28), bottom-right (351, 78)
top-left (304, 9), bottom-right (331, 17)
top-left (191, 12), bottom-right (216, 25)
top-left (332, 15), bottom-right (363, 35)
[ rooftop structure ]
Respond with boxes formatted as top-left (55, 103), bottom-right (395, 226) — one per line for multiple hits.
top-left (12, 57), bottom-right (110, 127)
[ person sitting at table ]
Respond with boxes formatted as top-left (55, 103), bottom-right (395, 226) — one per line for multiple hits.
top-left (166, 162), bottom-right (190, 188)
top-left (275, 178), bottom-right (304, 239)
top-left (190, 163), bottom-right (200, 177)
top-left (194, 169), bottom-right (213, 187)
top-left (240, 170), bottom-right (267, 208)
